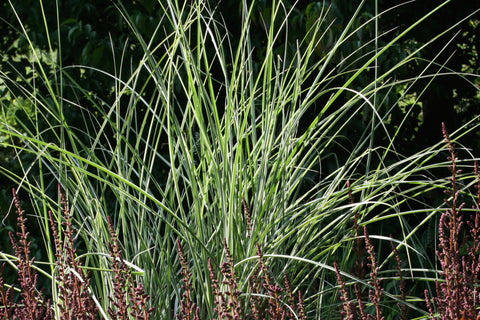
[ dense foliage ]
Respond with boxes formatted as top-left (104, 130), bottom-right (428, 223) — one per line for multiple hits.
top-left (0, 0), bottom-right (479, 319)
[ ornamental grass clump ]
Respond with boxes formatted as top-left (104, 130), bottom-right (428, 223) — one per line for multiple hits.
top-left (0, 186), bottom-right (153, 319)
top-left (1, 0), bottom-right (480, 318)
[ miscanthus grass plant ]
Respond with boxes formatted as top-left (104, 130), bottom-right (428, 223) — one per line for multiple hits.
top-left (0, 0), bottom-right (479, 318)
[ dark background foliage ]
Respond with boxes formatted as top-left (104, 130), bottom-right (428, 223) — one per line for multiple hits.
top-left (1, 0), bottom-right (478, 151)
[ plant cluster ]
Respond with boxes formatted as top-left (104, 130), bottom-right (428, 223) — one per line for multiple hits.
top-left (47, 187), bottom-right (98, 319)
top-left (171, 124), bottom-right (480, 320)
top-left (424, 125), bottom-right (480, 320)
top-left (334, 125), bottom-right (480, 320)
top-left (3, 188), bottom-right (53, 319)
top-left (0, 185), bottom-right (153, 319)
top-left (176, 239), bottom-right (306, 320)
top-left (334, 182), bottom-right (408, 320)
top-left (335, 225), bottom-right (411, 320)
top-left (1, 0), bottom-right (479, 319)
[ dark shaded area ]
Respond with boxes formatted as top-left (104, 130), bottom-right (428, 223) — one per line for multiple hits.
top-left (379, 0), bottom-right (480, 150)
